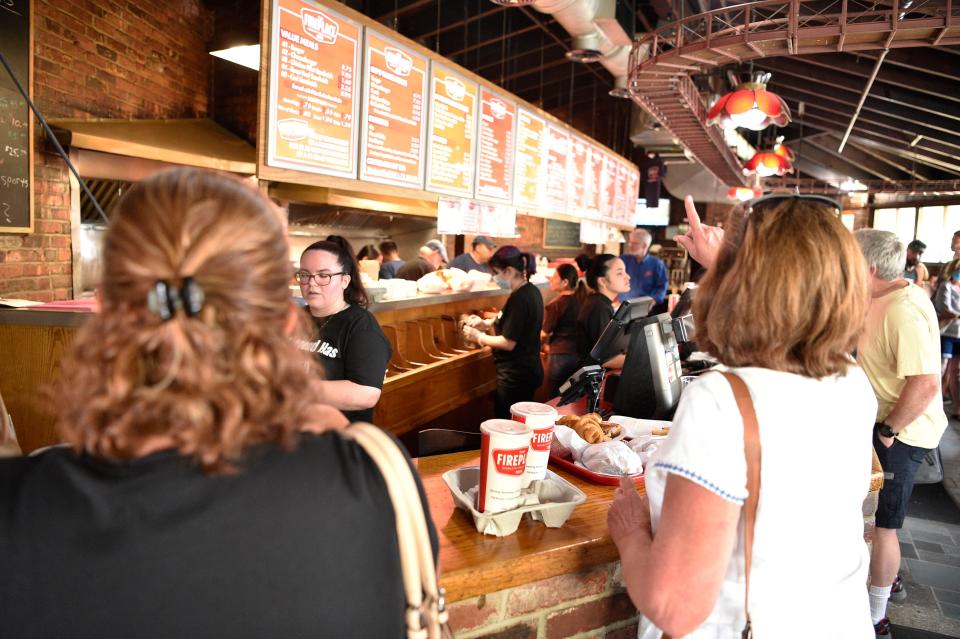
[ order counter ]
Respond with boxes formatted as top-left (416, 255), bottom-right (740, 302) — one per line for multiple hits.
top-left (0, 285), bottom-right (553, 453)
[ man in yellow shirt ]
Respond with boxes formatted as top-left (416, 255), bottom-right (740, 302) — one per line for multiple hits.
top-left (855, 229), bottom-right (947, 637)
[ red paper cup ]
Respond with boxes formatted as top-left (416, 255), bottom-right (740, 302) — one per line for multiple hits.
top-left (478, 419), bottom-right (532, 513)
top-left (510, 402), bottom-right (558, 486)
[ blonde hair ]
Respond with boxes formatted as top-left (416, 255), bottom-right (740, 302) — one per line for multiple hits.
top-left (54, 168), bottom-right (332, 473)
top-left (693, 198), bottom-right (868, 378)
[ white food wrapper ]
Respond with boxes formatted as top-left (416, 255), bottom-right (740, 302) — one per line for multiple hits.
top-left (581, 440), bottom-right (644, 476)
top-left (626, 436), bottom-right (661, 467)
top-left (553, 424), bottom-right (590, 461)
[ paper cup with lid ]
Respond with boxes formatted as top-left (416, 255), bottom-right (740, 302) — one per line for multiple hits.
top-left (478, 419), bottom-right (532, 513)
top-left (510, 401), bottom-right (558, 486)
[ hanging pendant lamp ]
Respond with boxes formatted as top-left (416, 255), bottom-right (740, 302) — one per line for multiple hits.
top-left (707, 72), bottom-right (792, 132)
top-left (743, 151), bottom-right (793, 177)
top-left (727, 186), bottom-right (763, 202)
top-left (773, 137), bottom-right (796, 163)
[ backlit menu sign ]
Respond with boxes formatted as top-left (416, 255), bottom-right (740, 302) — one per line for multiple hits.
top-left (584, 145), bottom-right (604, 218)
top-left (426, 65), bottom-right (478, 197)
top-left (267, 0), bottom-right (362, 178)
top-left (545, 124), bottom-right (569, 216)
top-left (614, 160), bottom-right (629, 222)
top-left (360, 30), bottom-right (428, 188)
top-left (567, 134), bottom-right (588, 217)
top-left (513, 108), bottom-right (545, 211)
top-left (600, 152), bottom-right (618, 220)
top-left (475, 88), bottom-right (516, 203)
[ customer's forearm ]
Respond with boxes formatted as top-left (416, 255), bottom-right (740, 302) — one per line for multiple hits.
top-left (884, 374), bottom-right (940, 431)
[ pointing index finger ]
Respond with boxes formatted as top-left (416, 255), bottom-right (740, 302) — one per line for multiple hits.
top-left (684, 195), bottom-right (703, 237)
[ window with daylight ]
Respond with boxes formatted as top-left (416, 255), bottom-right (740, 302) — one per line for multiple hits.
top-left (873, 204), bottom-right (960, 264)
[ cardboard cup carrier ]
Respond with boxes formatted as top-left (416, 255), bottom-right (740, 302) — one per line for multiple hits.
top-left (510, 402), bottom-right (557, 487)
top-left (478, 419), bottom-right (531, 513)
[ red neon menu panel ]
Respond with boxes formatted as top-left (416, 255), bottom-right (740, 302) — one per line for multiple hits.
top-left (475, 88), bottom-right (516, 203)
top-left (267, 0), bottom-right (362, 177)
top-left (545, 124), bottom-right (569, 216)
top-left (584, 145), bottom-right (604, 218)
top-left (426, 65), bottom-right (478, 197)
top-left (359, 30), bottom-right (428, 188)
top-left (567, 134), bottom-right (588, 217)
top-left (514, 108), bottom-right (545, 211)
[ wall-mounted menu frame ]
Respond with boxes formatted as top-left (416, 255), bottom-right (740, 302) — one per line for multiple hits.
top-left (0, 0), bottom-right (34, 234)
top-left (359, 29), bottom-right (428, 188)
top-left (513, 108), bottom-right (545, 212)
top-left (544, 124), bottom-right (569, 217)
top-left (566, 134), bottom-right (588, 218)
top-left (475, 88), bottom-right (516, 204)
top-left (425, 64), bottom-right (477, 198)
top-left (265, 0), bottom-right (362, 179)
top-left (584, 144), bottom-right (604, 219)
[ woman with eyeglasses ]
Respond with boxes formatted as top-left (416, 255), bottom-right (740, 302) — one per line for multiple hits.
top-left (0, 169), bottom-right (435, 638)
top-left (461, 246), bottom-right (544, 418)
top-left (609, 195), bottom-right (876, 638)
top-left (576, 254), bottom-right (631, 368)
top-left (297, 237), bottom-right (392, 423)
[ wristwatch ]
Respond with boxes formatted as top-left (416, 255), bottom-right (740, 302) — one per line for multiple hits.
top-left (875, 422), bottom-right (897, 438)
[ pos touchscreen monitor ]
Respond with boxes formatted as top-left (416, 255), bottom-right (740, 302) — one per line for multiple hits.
top-left (588, 296), bottom-right (655, 365)
top-left (613, 313), bottom-right (684, 419)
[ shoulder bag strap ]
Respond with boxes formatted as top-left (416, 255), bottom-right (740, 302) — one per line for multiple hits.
top-left (720, 371), bottom-right (761, 639)
top-left (342, 423), bottom-right (450, 639)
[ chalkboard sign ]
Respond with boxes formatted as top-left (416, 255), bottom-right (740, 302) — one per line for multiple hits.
top-left (543, 218), bottom-right (581, 249)
top-left (0, 0), bottom-right (33, 233)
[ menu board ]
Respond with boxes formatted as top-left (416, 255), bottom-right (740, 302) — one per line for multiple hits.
top-left (600, 152), bottom-right (618, 220)
top-left (513, 108), bottom-right (545, 211)
top-left (359, 30), bottom-right (428, 188)
top-left (425, 65), bottom-right (477, 198)
top-left (626, 165), bottom-right (640, 220)
top-left (544, 124), bottom-right (569, 216)
top-left (267, 0), bottom-right (362, 178)
top-left (566, 134), bottom-right (588, 218)
top-left (614, 160), bottom-right (629, 223)
top-left (436, 197), bottom-right (514, 237)
top-left (583, 145), bottom-right (604, 219)
top-left (475, 88), bottom-right (516, 203)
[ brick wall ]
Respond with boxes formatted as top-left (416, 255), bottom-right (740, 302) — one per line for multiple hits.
top-left (447, 562), bottom-right (639, 639)
top-left (0, 0), bottom-right (213, 301)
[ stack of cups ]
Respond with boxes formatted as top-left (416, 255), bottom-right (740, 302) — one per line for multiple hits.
top-left (510, 402), bottom-right (558, 488)
top-left (477, 419), bottom-right (532, 513)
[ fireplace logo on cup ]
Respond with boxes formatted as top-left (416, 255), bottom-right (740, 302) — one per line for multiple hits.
top-left (493, 447), bottom-right (528, 475)
top-left (530, 427), bottom-right (553, 452)
top-left (300, 9), bottom-right (339, 45)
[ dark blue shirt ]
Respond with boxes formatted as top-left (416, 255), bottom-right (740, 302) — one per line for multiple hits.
top-left (619, 253), bottom-right (668, 303)
top-left (379, 259), bottom-right (405, 279)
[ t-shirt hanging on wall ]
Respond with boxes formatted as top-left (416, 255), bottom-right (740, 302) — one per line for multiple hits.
top-left (641, 153), bottom-right (666, 208)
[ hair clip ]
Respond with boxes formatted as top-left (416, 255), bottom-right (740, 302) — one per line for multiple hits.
top-left (146, 278), bottom-right (205, 321)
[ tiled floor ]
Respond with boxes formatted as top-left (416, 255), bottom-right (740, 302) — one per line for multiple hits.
top-left (886, 413), bottom-right (960, 638)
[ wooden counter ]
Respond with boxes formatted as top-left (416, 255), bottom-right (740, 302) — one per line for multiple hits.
top-left (419, 450), bottom-right (638, 603)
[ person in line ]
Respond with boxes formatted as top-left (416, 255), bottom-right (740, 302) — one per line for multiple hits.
top-left (298, 237), bottom-right (392, 423)
top-left (448, 236), bottom-right (495, 273)
top-left (378, 240), bottom-right (405, 280)
top-left (396, 239), bottom-right (447, 281)
top-left (609, 195), bottom-right (876, 638)
top-left (902, 240), bottom-right (928, 290)
top-left (461, 246), bottom-right (544, 418)
top-left (356, 244), bottom-right (381, 264)
top-left (855, 229), bottom-right (948, 637)
top-left (576, 254), bottom-right (631, 368)
top-left (0, 168), bottom-right (435, 638)
top-left (935, 269), bottom-right (960, 413)
top-left (620, 228), bottom-right (668, 305)
top-left (934, 230), bottom-right (960, 290)
top-left (542, 263), bottom-right (588, 396)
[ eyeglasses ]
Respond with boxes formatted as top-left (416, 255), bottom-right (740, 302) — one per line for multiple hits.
top-left (294, 270), bottom-right (345, 286)
top-left (748, 193), bottom-right (841, 214)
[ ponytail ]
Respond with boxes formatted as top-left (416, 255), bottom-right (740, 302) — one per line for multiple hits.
top-left (490, 246), bottom-right (535, 280)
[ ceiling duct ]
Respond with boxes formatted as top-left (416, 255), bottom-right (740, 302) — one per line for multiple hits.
top-left (530, 0), bottom-right (635, 96)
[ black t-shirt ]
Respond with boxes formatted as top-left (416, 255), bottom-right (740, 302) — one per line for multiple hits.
top-left (306, 305), bottom-right (392, 423)
top-left (0, 434), bottom-right (438, 639)
top-left (494, 282), bottom-right (544, 384)
top-left (576, 292), bottom-right (615, 365)
top-left (543, 293), bottom-right (580, 355)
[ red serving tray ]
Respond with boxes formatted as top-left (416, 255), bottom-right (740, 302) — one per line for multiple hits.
top-left (549, 454), bottom-right (645, 487)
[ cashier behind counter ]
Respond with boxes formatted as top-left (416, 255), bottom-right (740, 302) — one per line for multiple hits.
top-left (297, 239), bottom-right (392, 423)
top-left (577, 254), bottom-right (632, 369)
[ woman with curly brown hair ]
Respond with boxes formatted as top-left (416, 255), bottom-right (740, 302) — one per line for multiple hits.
top-left (0, 168), bottom-right (435, 639)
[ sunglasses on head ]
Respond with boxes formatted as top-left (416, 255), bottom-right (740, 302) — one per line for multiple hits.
top-left (747, 193), bottom-right (842, 214)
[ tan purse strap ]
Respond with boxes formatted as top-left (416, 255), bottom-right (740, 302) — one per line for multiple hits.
top-left (342, 423), bottom-right (449, 639)
top-left (721, 372), bottom-right (760, 639)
